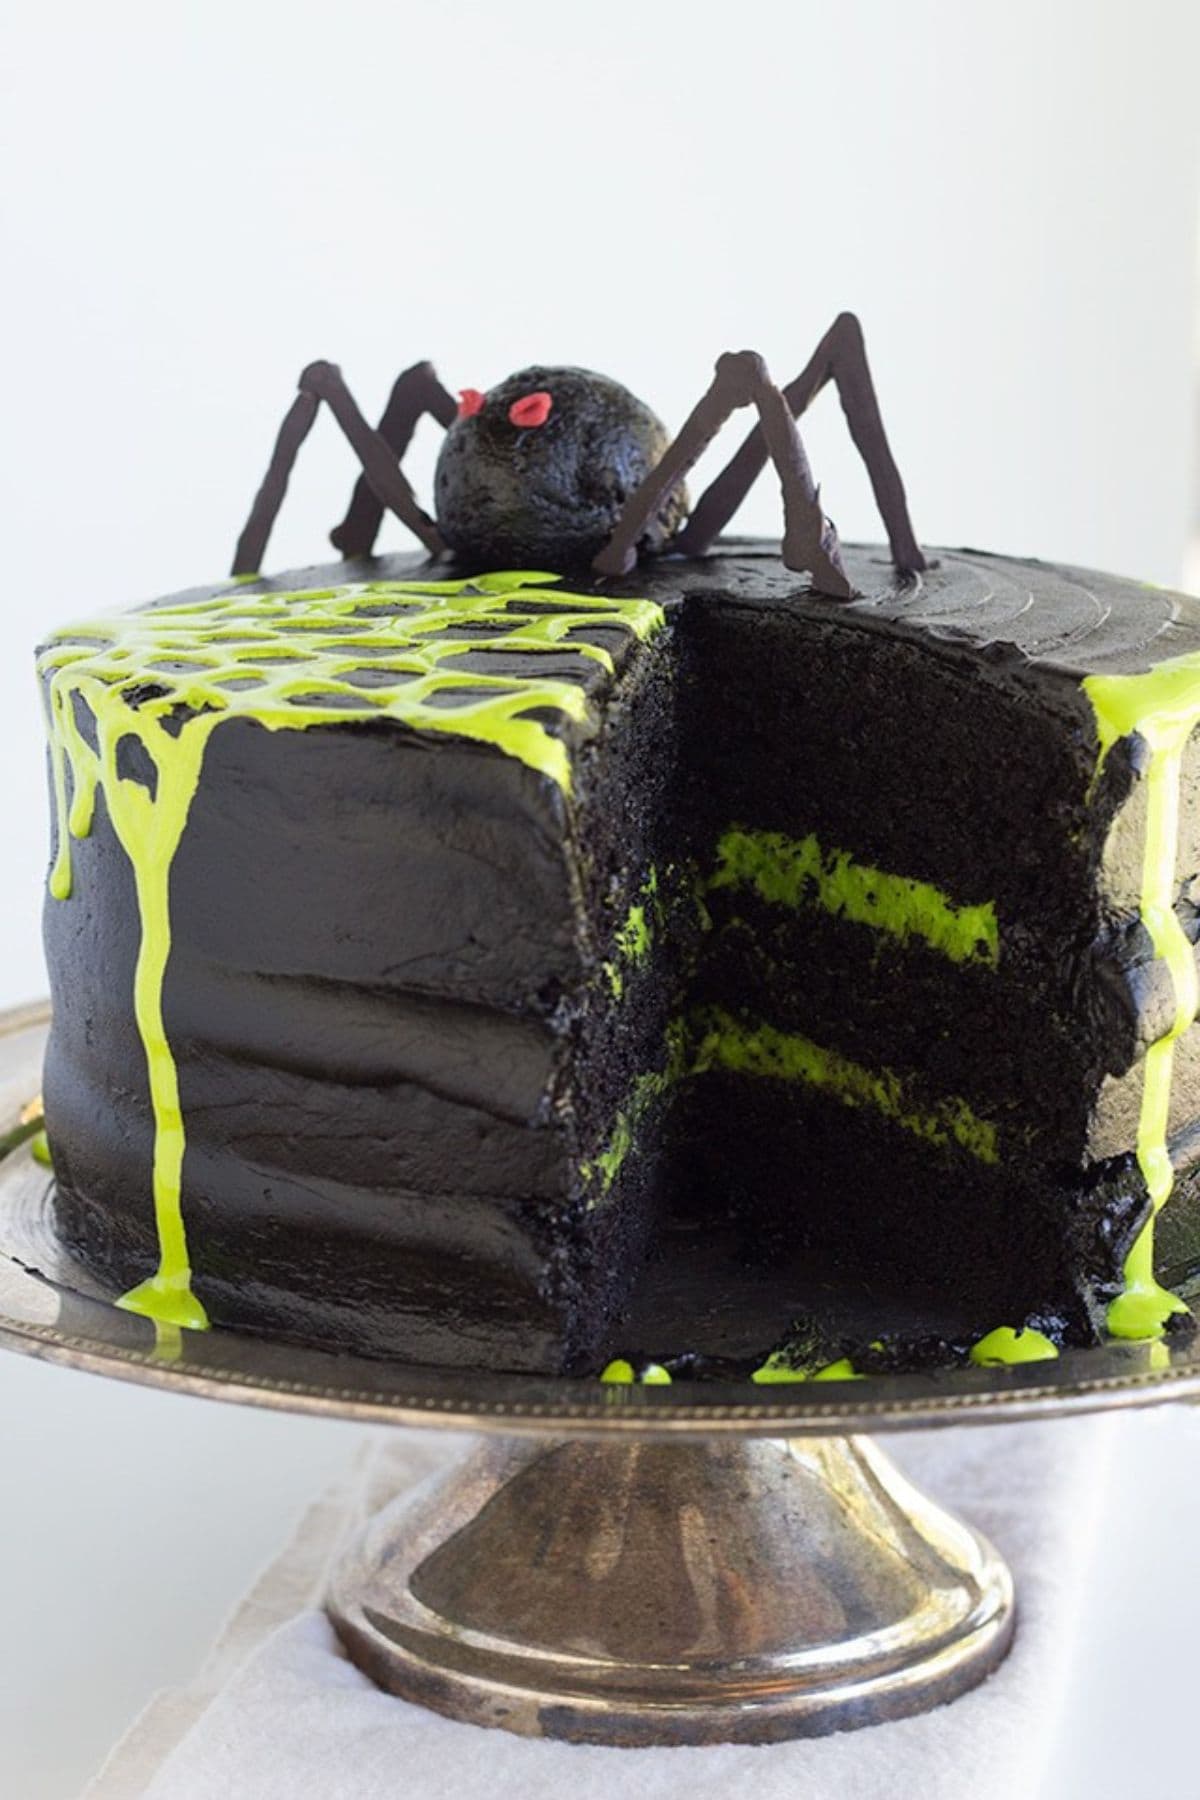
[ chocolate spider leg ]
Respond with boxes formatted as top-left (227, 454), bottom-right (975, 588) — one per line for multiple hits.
top-left (330, 361), bottom-right (458, 559)
top-left (231, 361), bottom-right (445, 578)
top-left (232, 389), bottom-right (320, 576)
top-left (674, 312), bottom-right (926, 576)
top-left (593, 350), bottom-right (853, 599)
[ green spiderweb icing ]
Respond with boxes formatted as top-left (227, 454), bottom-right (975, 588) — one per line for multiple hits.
top-left (40, 571), bottom-right (664, 1331)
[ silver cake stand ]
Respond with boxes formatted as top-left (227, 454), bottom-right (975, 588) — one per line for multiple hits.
top-left (2, 1002), bottom-right (1197, 1748)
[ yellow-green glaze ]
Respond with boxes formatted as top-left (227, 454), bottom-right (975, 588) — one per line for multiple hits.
top-left (41, 572), bottom-right (662, 1330)
top-left (152, 1320), bottom-right (184, 1363)
top-left (599, 1358), bottom-right (671, 1384)
top-left (1084, 653), bottom-right (1200, 1338)
top-left (709, 827), bottom-right (999, 967)
top-left (30, 1130), bottom-right (53, 1169)
top-left (811, 1357), bottom-right (864, 1382)
top-left (751, 1352), bottom-right (864, 1383)
top-left (969, 1326), bottom-right (1060, 1367)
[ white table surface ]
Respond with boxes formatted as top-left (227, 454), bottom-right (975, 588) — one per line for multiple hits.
top-left (2, 1345), bottom-right (1199, 1800)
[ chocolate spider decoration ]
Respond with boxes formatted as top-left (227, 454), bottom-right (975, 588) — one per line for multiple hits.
top-left (233, 313), bottom-right (926, 600)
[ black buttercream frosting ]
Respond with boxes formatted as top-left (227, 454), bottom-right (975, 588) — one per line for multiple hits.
top-left (41, 541), bottom-right (1200, 1372)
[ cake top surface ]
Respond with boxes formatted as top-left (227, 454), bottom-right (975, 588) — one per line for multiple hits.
top-left (653, 541), bottom-right (1200, 682)
top-left (68, 538), bottom-right (1200, 663)
top-left (40, 542), bottom-right (1200, 813)
top-left (39, 568), bottom-right (665, 796)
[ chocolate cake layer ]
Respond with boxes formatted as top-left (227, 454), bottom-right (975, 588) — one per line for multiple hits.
top-left (39, 542), bottom-right (1200, 1370)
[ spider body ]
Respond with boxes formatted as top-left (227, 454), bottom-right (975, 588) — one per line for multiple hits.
top-left (433, 365), bottom-right (688, 570)
top-left (235, 315), bottom-right (927, 601)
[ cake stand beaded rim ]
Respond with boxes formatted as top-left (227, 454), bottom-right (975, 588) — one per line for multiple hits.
top-left (3, 1000), bottom-right (1199, 1437)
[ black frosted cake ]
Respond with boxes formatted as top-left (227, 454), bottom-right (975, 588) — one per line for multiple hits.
top-left (38, 539), bottom-right (1200, 1374)
top-left (34, 328), bottom-right (1200, 1376)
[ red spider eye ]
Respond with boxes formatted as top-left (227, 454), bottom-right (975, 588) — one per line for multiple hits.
top-left (508, 391), bottom-right (553, 429)
top-left (457, 388), bottom-right (485, 419)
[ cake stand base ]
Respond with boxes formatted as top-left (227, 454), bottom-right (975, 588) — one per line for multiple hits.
top-left (327, 1431), bottom-right (1014, 1746)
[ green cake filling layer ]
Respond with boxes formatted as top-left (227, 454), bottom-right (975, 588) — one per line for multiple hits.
top-left (584, 1004), bottom-right (999, 1199)
top-left (709, 826), bottom-right (999, 968)
top-left (602, 869), bottom-right (659, 999)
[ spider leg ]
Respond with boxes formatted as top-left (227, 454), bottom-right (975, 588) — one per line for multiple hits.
top-left (231, 361), bottom-right (447, 578)
top-left (593, 350), bottom-right (852, 599)
top-left (674, 313), bottom-right (926, 576)
top-left (232, 390), bottom-right (320, 576)
top-left (330, 362), bottom-right (458, 559)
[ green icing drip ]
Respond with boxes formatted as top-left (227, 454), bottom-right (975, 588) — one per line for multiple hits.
top-left (969, 1326), bottom-right (1059, 1366)
top-left (44, 662), bottom-right (212, 1330)
top-left (709, 826), bottom-right (999, 967)
top-left (751, 1352), bottom-right (864, 1383)
top-left (152, 1321), bottom-right (184, 1363)
top-left (41, 571), bottom-right (662, 1331)
top-left (692, 1007), bottom-right (999, 1164)
top-left (599, 1358), bottom-right (671, 1384)
top-left (1084, 654), bottom-right (1200, 1338)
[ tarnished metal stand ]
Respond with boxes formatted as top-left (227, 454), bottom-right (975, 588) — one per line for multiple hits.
top-left (328, 1432), bottom-right (1013, 1746)
top-left (6, 1006), bottom-right (1196, 1755)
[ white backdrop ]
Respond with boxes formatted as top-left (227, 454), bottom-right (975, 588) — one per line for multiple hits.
top-left (1, 3), bottom-right (1198, 1795)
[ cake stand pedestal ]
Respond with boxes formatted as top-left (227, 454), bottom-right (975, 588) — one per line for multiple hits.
top-left (0, 1003), bottom-right (1193, 1747)
top-left (329, 1430), bottom-right (1011, 1745)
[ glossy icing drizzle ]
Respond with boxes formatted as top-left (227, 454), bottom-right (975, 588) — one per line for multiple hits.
top-left (1084, 653), bottom-right (1200, 1338)
top-left (40, 572), bottom-right (663, 1331)
top-left (751, 1353), bottom-right (864, 1384)
top-left (600, 1358), bottom-right (672, 1385)
top-left (968, 1326), bottom-right (1059, 1366)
